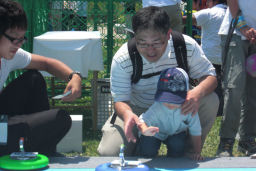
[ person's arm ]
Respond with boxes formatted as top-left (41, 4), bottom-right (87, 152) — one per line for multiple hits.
top-left (194, 75), bottom-right (217, 99)
top-left (137, 121), bottom-right (159, 136)
top-left (111, 45), bottom-right (140, 143)
top-left (111, 43), bottom-right (143, 143)
top-left (137, 122), bottom-right (149, 133)
top-left (25, 54), bottom-right (82, 101)
top-left (181, 75), bottom-right (217, 115)
top-left (227, 0), bottom-right (239, 18)
top-left (228, 0), bottom-right (256, 43)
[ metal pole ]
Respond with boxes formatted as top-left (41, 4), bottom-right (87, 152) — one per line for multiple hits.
top-left (93, 0), bottom-right (99, 31)
top-left (106, 0), bottom-right (113, 77)
top-left (186, 0), bottom-right (193, 36)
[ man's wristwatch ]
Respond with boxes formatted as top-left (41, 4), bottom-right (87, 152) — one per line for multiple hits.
top-left (68, 71), bottom-right (82, 81)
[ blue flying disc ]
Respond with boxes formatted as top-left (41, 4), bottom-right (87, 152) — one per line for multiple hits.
top-left (95, 162), bottom-right (150, 171)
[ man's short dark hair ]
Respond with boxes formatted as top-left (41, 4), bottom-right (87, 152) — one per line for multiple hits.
top-left (132, 6), bottom-right (170, 35)
top-left (0, 0), bottom-right (27, 35)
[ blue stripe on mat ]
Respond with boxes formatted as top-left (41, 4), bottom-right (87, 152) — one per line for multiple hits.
top-left (46, 168), bottom-right (256, 171)
top-left (47, 169), bottom-right (94, 171)
top-left (153, 169), bottom-right (256, 171)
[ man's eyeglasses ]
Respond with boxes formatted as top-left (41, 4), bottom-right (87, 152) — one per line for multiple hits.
top-left (3, 33), bottom-right (27, 45)
top-left (136, 41), bottom-right (166, 49)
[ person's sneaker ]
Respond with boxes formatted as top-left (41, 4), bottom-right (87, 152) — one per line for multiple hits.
top-left (216, 138), bottom-right (235, 157)
top-left (238, 138), bottom-right (256, 156)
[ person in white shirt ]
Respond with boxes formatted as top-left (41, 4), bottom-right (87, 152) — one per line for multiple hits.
top-left (97, 6), bottom-right (219, 156)
top-left (216, 0), bottom-right (256, 157)
top-left (0, 0), bottom-right (82, 157)
top-left (142, 0), bottom-right (184, 32)
top-left (193, 0), bottom-right (227, 65)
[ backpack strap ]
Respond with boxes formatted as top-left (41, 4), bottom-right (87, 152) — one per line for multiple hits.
top-left (171, 30), bottom-right (196, 86)
top-left (171, 31), bottom-right (189, 75)
top-left (128, 38), bottom-right (143, 84)
top-left (141, 71), bottom-right (162, 79)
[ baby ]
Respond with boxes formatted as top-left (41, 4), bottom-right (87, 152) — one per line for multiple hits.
top-left (137, 67), bottom-right (203, 161)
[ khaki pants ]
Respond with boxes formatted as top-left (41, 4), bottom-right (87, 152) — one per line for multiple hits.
top-left (97, 92), bottom-right (219, 156)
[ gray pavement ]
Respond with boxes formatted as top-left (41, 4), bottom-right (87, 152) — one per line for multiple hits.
top-left (48, 156), bottom-right (256, 169)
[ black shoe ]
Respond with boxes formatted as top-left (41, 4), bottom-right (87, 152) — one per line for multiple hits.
top-left (238, 138), bottom-right (256, 156)
top-left (216, 138), bottom-right (235, 157)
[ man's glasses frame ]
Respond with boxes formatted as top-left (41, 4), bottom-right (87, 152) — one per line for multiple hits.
top-left (3, 33), bottom-right (27, 45)
top-left (136, 41), bottom-right (166, 49)
top-left (135, 35), bottom-right (168, 49)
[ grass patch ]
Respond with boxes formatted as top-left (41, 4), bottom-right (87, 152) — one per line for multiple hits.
top-left (83, 139), bottom-right (100, 156)
top-left (201, 116), bottom-right (222, 157)
top-left (201, 117), bottom-right (245, 157)
top-left (68, 116), bottom-right (247, 157)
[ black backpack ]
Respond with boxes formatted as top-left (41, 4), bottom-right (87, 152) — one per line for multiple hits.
top-left (110, 31), bottom-right (195, 125)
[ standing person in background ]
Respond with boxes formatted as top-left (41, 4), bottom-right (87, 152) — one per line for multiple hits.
top-left (183, 0), bottom-right (227, 116)
top-left (216, 0), bottom-right (256, 157)
top-left (0, 0), bottom-right (82, 157)
top-left (142, 0), bottom-right (184, 32)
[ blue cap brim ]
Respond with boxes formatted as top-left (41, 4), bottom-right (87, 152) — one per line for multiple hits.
top-left (155, 90), bottom-right (186, 104)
